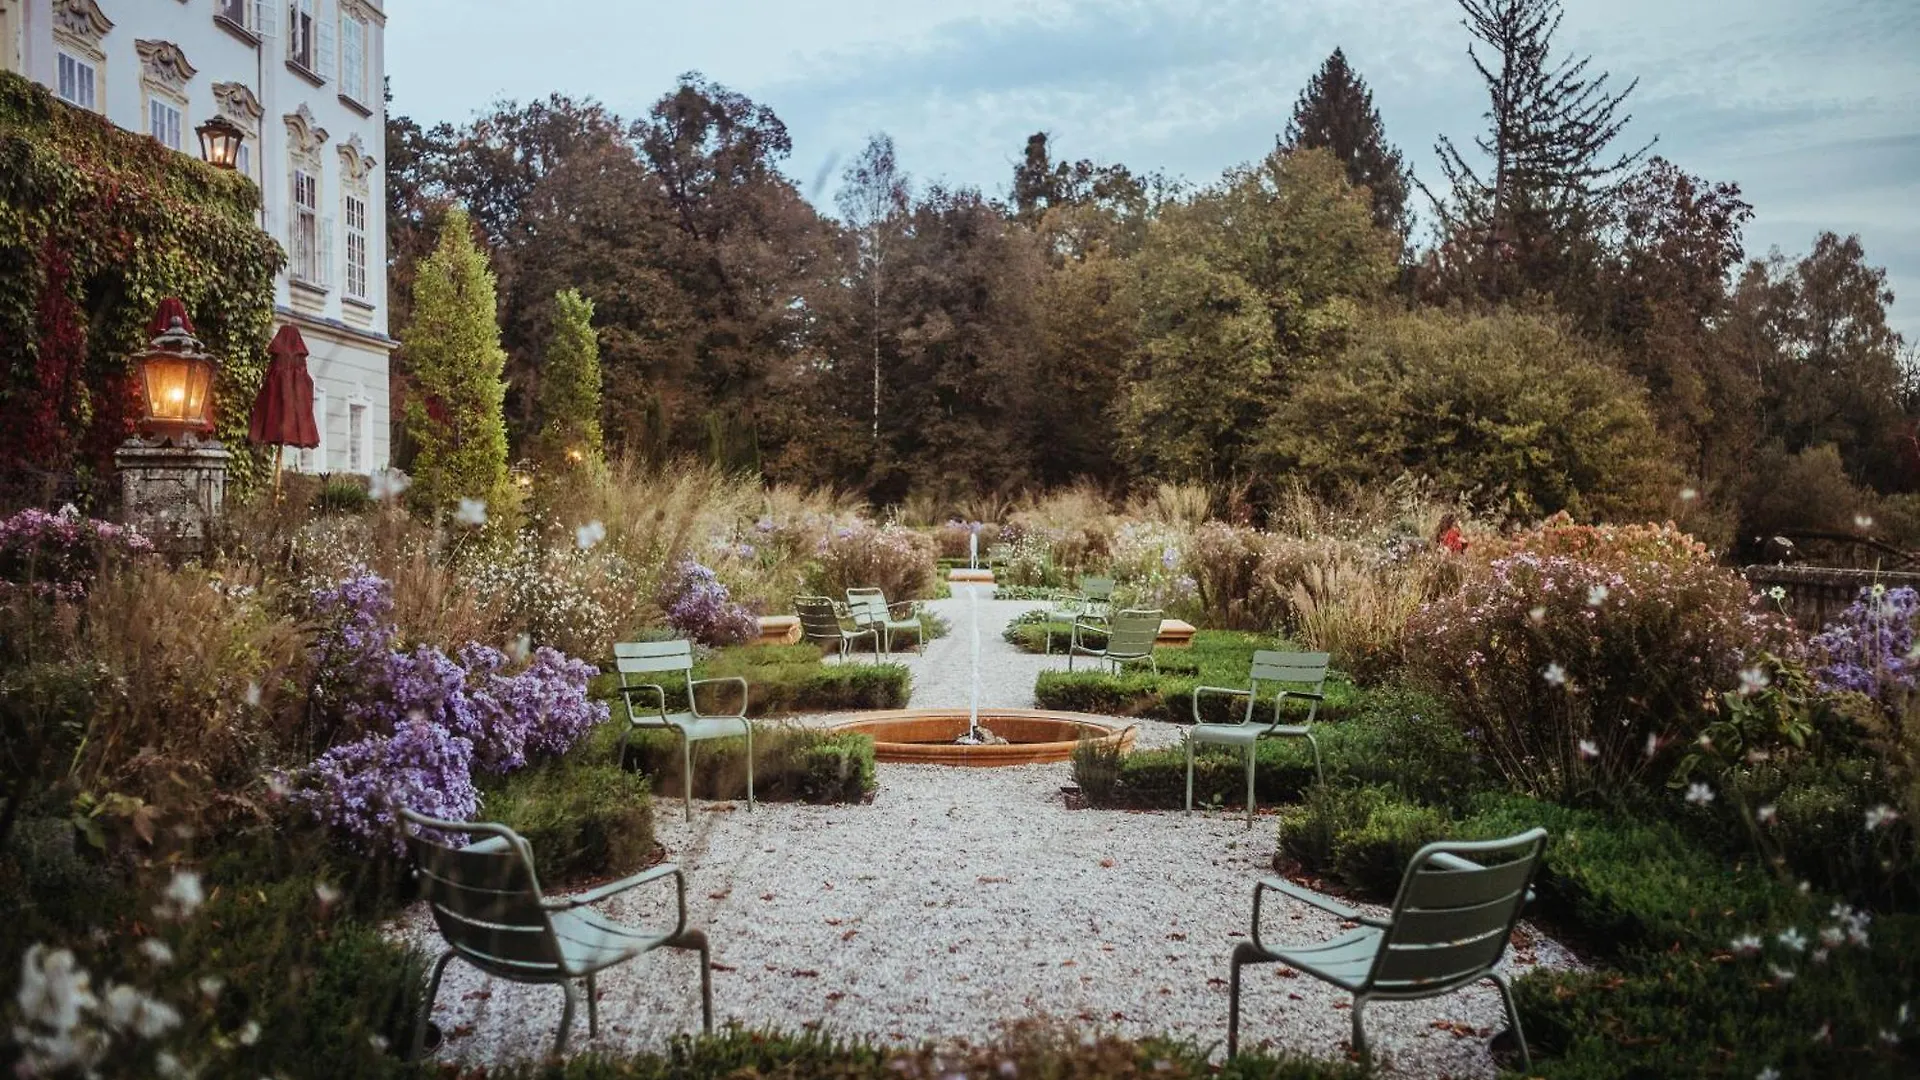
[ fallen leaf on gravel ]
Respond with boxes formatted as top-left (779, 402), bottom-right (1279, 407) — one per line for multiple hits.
top-left (710, 962), bottom-right (737, 973)
top-left (792, 969), bottom-right (820, 977)
top-left (1061, 959), bottom-right (1076, 967)
top-left (1099, 858), bottom-right (1115, 868)
top-left (1287, 993), bottom-right (1303, 1001)
top-left (1109, 1011), bottom-right (1127, 1020)
top-left (1100, 944), bottom-right (1115, 952)
top-left (1332, 1001), bottom-right (1350, 1010)
top-left (977, 875), bottom-right (1010, 884)
top-left (823, 882), bottom-right (834, 890)
top-left (826, 991), bottom-right (845, 1002)
top-left (1276, 967), bottom-right (1298, 978)
top-left (1166, 932), bottom-right (1187, 941)
top-left (450, 1025), bottom-right (475, 1038)
top-left (461, 990), bottom-right (492, 1001)
top-left (759, 893), bottom-right (775, 901)
top-left (841, 929), bottom-right (857, 941)
top-left (1207, 977), bottom-right (1228, 987)
top-left (708, 890), bottom-right (731, 900)
top-left (1158, 987), bottom-right (1171, 996)
top-left (825, 917), bottom-right (843, 925)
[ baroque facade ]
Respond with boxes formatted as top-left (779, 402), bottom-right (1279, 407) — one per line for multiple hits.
top-left (1, 0), bottom-right (393, 474)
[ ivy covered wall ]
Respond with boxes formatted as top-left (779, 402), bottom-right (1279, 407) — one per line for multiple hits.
top-left (0, 71), bottom-right (283, 504)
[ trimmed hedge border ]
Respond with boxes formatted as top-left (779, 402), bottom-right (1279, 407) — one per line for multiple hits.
top-left (1033, 631), bottom-right (1361, 725)
top-left (621, 723), bottom-right (877, 805)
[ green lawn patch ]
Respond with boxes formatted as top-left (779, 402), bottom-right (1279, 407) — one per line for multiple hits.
top-left (591, 644), bottom-right (911, 717)
top-left (1034, 630), bottom-right (1359, 724)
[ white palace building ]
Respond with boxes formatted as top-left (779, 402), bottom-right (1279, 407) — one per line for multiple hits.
top-left (1, 0), bottom-right (393, 474)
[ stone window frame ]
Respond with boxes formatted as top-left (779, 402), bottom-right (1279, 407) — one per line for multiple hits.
top-left (135, 40), bottom-right (197, 153)
top-left (51, 0), bottom-right (112, 112)
top-left (337, 134), bottom-right (376, 304)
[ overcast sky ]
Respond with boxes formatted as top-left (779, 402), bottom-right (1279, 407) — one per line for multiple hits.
top-left (388, 0), bottom-right (1920, 340)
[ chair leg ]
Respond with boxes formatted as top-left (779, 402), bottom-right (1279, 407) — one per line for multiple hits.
top-left (411, 949), bottom-right (455, 1061)
top-left (745, 722), bottom-right (755, 812)
top-left (1245, 744), bottom-right (1257, 828)
top-left (1490, 971), bottom-right (1530, 1069)
top-left (1184, 736), bottom-right (1195, 814)
top-left (681, 734), bottom-right (693, 823)
top-left (1350, 993), bottom-right (1370, 1064)
top-left (1227, 940), bottom-right (1268, 1058)
top-left (554, 979), bottom-right (578, 1056)
top-left (674, 927), bottom-right (715, 1034)
top-left (586, 972), bottom-right (598, 1038)
top-left (1305, 731), bottom-right (1324, 786)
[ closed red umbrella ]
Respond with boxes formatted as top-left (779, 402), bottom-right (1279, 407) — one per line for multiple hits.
top-left (250, 325), bottom-right (319, 490)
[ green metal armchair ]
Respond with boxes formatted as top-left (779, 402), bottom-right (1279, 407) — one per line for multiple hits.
top-left (795, 595), bottom-right (878, 660)
top-left (1187, 649), bottom-right (1329, 824)
top-left (613, 640), bottom-right (753, 822)
top-left (400, 808), bottom-right (714, 1058)
top-left (1068, 607), bottom-right (1162, 674)
top-left (1228, 828), bottom-right (1548, 1068)
top-left (845, 587), bottom-right (923, 654)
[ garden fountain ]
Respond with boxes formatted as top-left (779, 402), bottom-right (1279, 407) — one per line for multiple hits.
top-left (831, 579), bottom-right (1136, 766)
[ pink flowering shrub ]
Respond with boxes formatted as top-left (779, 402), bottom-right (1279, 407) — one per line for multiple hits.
top-left (806, 522), bottom-right (936, 602)
top-left (0, 505), bottom-right (153, 599)
top-left (660, 558), bottom-right (758, 646)
top-left (1408, 516), bottom-right (1798, 799)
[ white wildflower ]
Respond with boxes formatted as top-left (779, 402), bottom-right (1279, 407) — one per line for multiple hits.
top-left (1738, 666), bottom-right (1771, 696)
top-left (1813, 1021), bottom-right (1831, 1043)
top-left (16, 945), bottom-right (95, 1032)
top-left (1878, 1029), bottom-right (1898, 1046)
top-left (1811, 947), bottom-right (1829, 964)
top-left (1577, 739), bottom-right (1600, 760)
top-left (238, 1019), bottom-right (261, 1046)
top-left (1866, 804), bottom-right (1900, 831)
top-left (369, 469), bottom-right (411, 501)
top-left (507, 632), bottom-right (532, 664)
top-left (139, 939), bottom-right (173, 966)
top-left (1542, 662), bottom-right (1569, 688)
top-left (1757, 1068), bottom-right (1780, 1080)
top-left (574, 520), bottom-right (607, 550)
top-left (454, 498), bottom-right (488, 528)
top-left (155, 1050), bottom-right (190, 1078)
top-left (369, 1033), bottom-right (389, 1052)
top-left (1768, 963), bottom-right (1796, 983)
top-left (1766, 586), bottom-right (1786, 602)
top-left (1685, 782), bottom-right (1715, 806)
top-left (157, 869), bottom-right (203, 919)
top-left (1855, 514), bottom-right (1875, 530)
top-left (197, 975), bottom-right (224, 999)
top-left (1730, 934), bottom-right (1763, 955)
top-left (1756, 804), bottom-right (1777, 825)
top-left (102, 983), bottom-right (181, 1038)
top-left (1645, 733), bottom-right (1661, 759)
top-left (314, 881), bottom-right (342, 907)
top-left (1587, 584), bottom-right (1610, 606)
top-left (1528, 605), bottom-right (1547, 623)
top-left (1819, 926), bottom-right (1846, 948)
top-left (1680, 487), bottom-right (1698, 502)
top-left (244, 681), bottom-right (262, 708)
top-left (1777, 927), bottom-right (1808, 952)
top-left (1871, 583), bottom-right (1887, 600)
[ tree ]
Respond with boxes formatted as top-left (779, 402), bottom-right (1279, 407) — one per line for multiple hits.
top-left (1428, 0), bottom-right (1650, 307)
top-left (535, 288), bottom-right (604, 472)
top-left (400, 207), bottom-right (511, 514)
top-left (1281, 48), bottom-right (1412, 240)
top-left (1262, 307), bottom-right (1676, 521)
top-left (1727, 232), bottom-right (1911, 492)
top-left (837, 134), bottom-right (911, 445)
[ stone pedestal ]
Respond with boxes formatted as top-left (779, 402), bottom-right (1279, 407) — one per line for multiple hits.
top-left (116, 438), bottom-right (230, 556)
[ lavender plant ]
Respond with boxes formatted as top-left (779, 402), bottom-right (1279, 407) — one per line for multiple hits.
top-left (661, 558), bottom-right (758, 647)
top-left (0, 506), bottom-right (154, 600)
top-left (1812, 585), bottom-right (1917, 703)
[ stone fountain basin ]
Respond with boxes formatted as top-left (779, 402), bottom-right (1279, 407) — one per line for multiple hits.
top-left (830, 708), bottom-right (1135, 767)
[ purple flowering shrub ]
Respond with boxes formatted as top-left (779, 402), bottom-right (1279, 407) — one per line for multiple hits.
top-left (0, 505), bottom-right (154, 599)
top-left (296, 572), bottom-right (607, 853)
top-left (661, 558), bottom-right (758, 646)
top-left (1408, 517), bottom-right (1799, 799)
top-left (1811, 586), bottom-right (1917, 705)
top-left (806, 522), bottom-right (937, 603)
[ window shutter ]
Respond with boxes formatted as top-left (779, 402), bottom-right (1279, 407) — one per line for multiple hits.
top-left (255, 0), bottom-right (278, 38)
top-left (316, 5), bottom-right (335, 80)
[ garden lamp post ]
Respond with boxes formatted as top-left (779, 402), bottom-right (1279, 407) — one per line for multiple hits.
top-left (115, 298), bottom-right (231, 555)
top-left (195, 115), bottom-right (244, 171)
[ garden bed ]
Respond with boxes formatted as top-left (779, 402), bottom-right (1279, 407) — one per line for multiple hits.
top-left (1031, 630), bottom-right (1360, 724)
top-left (592, 643), bottom-right (912, 717)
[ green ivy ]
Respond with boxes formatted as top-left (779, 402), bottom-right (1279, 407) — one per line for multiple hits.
top-left (0, 72), bottom-right (283, 498)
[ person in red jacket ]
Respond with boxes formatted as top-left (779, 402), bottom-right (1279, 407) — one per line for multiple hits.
top-left (1435, 513), bottom-right (1467, 553)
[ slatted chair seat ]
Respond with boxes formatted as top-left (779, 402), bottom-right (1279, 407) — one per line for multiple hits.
top-left (402, 808), bottom-right (713, 1059)
top-left (1187, 649), bottom-right (1331, 826)
top-left (845, 587), bottom-right (923, 655)
top-left (1228, 828), bottom-right (1549, 1069)
top-left (1067, 607), bottom-right (1162, 674)
top-left (613, 640), bottom-right (755, 821)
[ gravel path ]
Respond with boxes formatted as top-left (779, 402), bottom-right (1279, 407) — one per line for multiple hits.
top-left (399, 585), bottom-right (1579, 1075)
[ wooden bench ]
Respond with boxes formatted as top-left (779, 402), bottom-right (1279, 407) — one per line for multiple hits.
top-left (1155, 618), bottom-right (1196, 648)
top-left (948, 568), bottom-right (995, 583)
top-left (754, 615), bottom-right (801, 646)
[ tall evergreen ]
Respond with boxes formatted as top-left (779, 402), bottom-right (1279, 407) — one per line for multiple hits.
top-left (400, 206), bottom-right (511, 514)
top-left (1281, 48), bottom-right (1411, 239)
top-left (535, 287), bottom-right (604, 471)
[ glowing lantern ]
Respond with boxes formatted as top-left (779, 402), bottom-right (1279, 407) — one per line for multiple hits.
top-left (133, 298), bottom-right (219, 441)
top-left (195, 115), bottom-right (244, 171)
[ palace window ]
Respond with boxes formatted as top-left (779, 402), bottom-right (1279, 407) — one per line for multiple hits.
top-left (56, 52), bottom-right (97, 110)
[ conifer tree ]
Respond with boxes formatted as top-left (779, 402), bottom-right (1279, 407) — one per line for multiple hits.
top-left (1282, 48), bottom-right (1411, 239)
top-left (535, 287), bottom-right (604, 472)
top-left (400, 206), bottom-right (511, 513)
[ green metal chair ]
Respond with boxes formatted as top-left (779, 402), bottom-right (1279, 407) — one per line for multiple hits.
top-left (845, 587), bottom-right (923, 654)
top-left (400, 808), bottom-right (714, 1059)
top-left (1187, 650), bottom-right (1329, 825)
top-left (1068, 607), bottom-right (1162, 674)
top-left (795, 595), bottom-right (877, 661)
top-left (1228, 828), bottom-right (1548, 1068)
top-left (1078, 575), bottom-right (1116, 622)
top-left (1041, 588), bottom-right (1089, 655)
top-left (613, 640), bottom-right (753, 822)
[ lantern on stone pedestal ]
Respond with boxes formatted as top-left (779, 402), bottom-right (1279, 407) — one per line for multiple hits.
top-left (116, 298), bottom-right (231, 554)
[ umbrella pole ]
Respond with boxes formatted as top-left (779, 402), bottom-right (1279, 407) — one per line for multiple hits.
top-left (273, 447), bottom-right (284, 499)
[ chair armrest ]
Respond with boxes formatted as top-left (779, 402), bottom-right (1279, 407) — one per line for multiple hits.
top-left (688, 675), bottom-right (750, 719)
top-left (548, 864), bottom-right (690, 938)
top-left (617, 682), bottom-right (669, 721)
top-left (1190, 684), bottom-right (1252, 725)
top-left (1252, 877), bottom-right (1389, 950)
top-left (1277, 689), bottom-right (1326, 702)
top-left (885, 600), bottom-right (920, 618)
